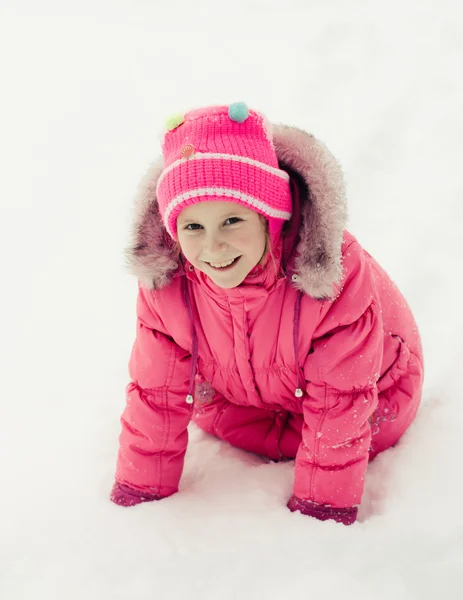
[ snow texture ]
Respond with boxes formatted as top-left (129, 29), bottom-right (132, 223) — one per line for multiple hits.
top-left (1, 0), bottom-right (462, 598)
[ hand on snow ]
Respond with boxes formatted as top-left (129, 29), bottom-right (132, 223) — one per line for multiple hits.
top-left (110, 482), bottom-right (162, 507)
top-left (287, 495), bottom-right (357, 525)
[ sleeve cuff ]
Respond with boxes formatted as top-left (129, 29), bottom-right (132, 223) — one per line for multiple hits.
top-left (110, 482), bottom-right (162, 507)
top-left (287, 495), bottom-right (357, 525)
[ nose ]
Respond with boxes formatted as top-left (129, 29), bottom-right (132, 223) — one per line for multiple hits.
top-left (204, 232), bottom-right (227, 256)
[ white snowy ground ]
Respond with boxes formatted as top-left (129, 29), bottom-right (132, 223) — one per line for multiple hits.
top-left (1, 1), bottom-right (462, 598)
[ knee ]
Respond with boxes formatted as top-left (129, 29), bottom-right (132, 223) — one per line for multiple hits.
top-left (192, 398), bottom-right (228, 434)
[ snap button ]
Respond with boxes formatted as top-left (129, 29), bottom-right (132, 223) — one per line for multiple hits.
top-left (291, 274), bottom-right (298, 281)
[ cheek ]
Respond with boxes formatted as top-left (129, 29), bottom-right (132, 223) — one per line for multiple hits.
top-left (178, 237), bottom-right (198, 260)
top-left (234, 228), bottom-right (264, 247)
top-left (240, 231), bottom-right (266, 256)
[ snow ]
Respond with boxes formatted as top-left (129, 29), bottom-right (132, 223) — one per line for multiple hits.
top-left (1, 0), bottom-right (463, 598)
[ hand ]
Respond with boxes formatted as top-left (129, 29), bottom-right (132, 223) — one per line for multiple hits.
top-left (287, 495), bottom-right (357, 525)
top-left (110, 482), bottom-right (162, 507)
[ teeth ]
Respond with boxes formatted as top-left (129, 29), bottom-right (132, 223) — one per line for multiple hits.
top-left (209, 258), bottom-right (236, 268)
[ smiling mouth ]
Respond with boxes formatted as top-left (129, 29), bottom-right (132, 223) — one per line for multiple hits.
top-left (205, 256), bottom-right (242, 271)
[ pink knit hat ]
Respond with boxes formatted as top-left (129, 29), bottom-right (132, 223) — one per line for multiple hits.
top-left (156, 103), bottom-right (293, 241)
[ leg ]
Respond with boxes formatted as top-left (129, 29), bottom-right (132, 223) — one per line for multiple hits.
top-left (193, 397), bottom-right (302, 461)
top-left (369, 350), bottom-right (423, 460)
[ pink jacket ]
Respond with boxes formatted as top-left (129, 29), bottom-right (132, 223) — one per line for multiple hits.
top-left (113, 125), bottom-right (423, 517)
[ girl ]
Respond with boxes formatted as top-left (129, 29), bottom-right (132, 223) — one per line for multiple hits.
top-left (110, 103), bottom-right (423, 525)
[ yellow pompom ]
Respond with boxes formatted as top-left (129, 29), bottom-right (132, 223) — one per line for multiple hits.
top-left (165, 113), bottom-right (185, 131)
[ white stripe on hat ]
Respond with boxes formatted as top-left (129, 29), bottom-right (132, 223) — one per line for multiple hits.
top-left (163, 187), bottom-right (292, 237)
top-left (156, 152), bottom-right (289, 193)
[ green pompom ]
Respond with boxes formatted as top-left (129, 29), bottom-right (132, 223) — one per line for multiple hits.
top-left (228, 102), bottom-right (249, 123)
top-left (165, 113), bottom-right (185, 131)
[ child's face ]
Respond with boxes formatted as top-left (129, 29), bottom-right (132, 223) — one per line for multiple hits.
top-left (177, 201), bottom-right (267, 289)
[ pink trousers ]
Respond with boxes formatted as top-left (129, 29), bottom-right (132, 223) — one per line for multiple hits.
top-left (192, 383), bottom-right (421, 462)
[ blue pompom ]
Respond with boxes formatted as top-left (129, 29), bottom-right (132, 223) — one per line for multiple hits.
top-left (228, 102), bottom-right (249, 123)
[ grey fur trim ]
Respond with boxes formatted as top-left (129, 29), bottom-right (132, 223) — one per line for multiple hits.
top-left (125, 126), bottom-right (348, 297)
top-left (273, 125), bottom-right (347, 299)
top-left (125, 159), bottom-right (179, 290)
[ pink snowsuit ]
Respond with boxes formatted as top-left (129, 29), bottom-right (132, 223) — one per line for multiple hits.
top-left (113, 125), bottom-right (424, 524)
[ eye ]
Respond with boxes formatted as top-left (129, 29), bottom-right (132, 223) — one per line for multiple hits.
top-left (184, 223), bottom-right (203, 231)
top-left (224, 217), bottom-right (242, 226)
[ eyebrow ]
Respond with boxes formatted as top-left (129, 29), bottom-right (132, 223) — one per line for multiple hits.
top-left (178, 211), bottom-right (244, 224)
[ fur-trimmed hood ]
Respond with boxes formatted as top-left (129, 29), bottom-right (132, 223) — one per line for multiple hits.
top-left (126, 125), bottom-right (347, 299)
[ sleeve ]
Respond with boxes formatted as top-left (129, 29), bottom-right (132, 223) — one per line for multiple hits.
top-left (289, 241), bottom-right (384, 524)
top-left (114, 284), bottom-right (193, 499)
